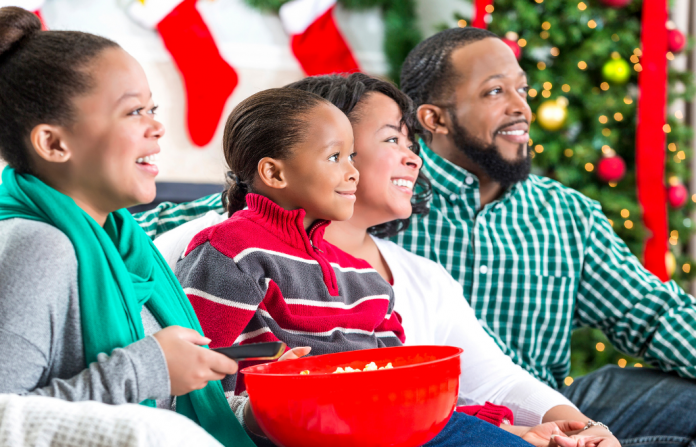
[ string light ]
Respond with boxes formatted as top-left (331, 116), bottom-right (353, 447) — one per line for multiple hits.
top-left (664, 124), bottom-right (672, 133)
top-left (668, 143), bottom-right (677, 151)
top-left (635, 363), bottom-right (643, 368)
top-left (675, 155), bottom-right (682, 163)
top-left (518, 38), bottom-right (527, 47)
top-left (600, 82), bottom-right (610, 91)
top-left (621, 209), bottom-right (629, 218)
top-left (602, 128), bottom-right (611, 136)
top-left (599, 115), bottom-right (608, 124)
top-left (692, 193), bottom-right (696, 203)
top-left (671, 230), bottom-right (679, 238)
top-left (675, 110), bottom-right (684, 119)
top-left (542, 21), bottom-right (551, 30)
top-left (535, 0), bottom-right (543, 3)
top-left (683, 264), bottom-right (691, 273)
top-left (535, 145), bottom-right (544, 153)
top-left (614, 112), bottom-right (623, 121)
top-left (677, 150), bottom-right (686, 160)
top-left (543, 82), bottom-right (553, 90)
top-left (602, 145), bottom-right (612, 154)
top-left (588, 19), bottom-right (597, 29)
top-left (633, 48), bottom-right (642, 57)
top-left (529, 88), bottom-right (538, 97)
top-left (485, 4), bottom-right (494, 13)
top-left (577, 2), bottom-right (587, 10)
top-left (611, 51), bottom-right (620, 59)
top-left (458, 19), bottom-right (467, 27)
top-left (667, 52), bottom-right (675, 61)
top-left (542, 90), bottom-right (551, 98)
top-left (550, 47), bottom-right (560, 56)
top-left (608, 219), bottom-right (614, 227)
top-left (618, 359), bottom-right (627, 368)
top-left (630, 55), bottom-right (639, 63)
top-left (596, 342), bottom-right (605, 352)
top-left (634, 63), bottom-right (642, 72)
top-left (562, 84), bottom-right (571, 92)
top-left (564, 376), bottom-right (574, 386)
top-left (538, 61), bottom-right (547, 70)
top-left (540, 30), bottom-right (550, 39)
top-left (624, 97), bottom-right (633, 104)
top-left (564, 149), bottom-right (574, 157)
top-left (578, 61), bottom-right (588, 70)
top-left (611, 34), bottom-right (620, 42)
top-left (609, 182), bottom-right (617, 187)
top-left (529, 138), bottom-right (533, 146)
top-left (625, 220), bottom-right (634, 229)
top-left (585, 163), bottom-right (594, 172)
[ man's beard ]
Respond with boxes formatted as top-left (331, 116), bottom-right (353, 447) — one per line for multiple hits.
top-left (448, 110), bottom-right (531, 187)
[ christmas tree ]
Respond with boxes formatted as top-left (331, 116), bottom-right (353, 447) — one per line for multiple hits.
top-left (467, 0), bottom-right (695, 381)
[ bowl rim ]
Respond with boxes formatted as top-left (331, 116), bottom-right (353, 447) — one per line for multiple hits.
top-left (240, 345), bottom-right (464, 377)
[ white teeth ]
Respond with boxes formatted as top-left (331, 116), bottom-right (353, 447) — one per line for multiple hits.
top-left (136, 154), bottom-right (158, 164)
top-left (498, 130), bottom-right (526, 136)
top-left (392, 179), bottom-right (414, 189)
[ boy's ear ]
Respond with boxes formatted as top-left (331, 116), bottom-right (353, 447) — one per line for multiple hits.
top-left (257, 157), bottom-right (287, 190)
top-left (30, 124), bottom-right (71, 163)
top-left (416, 104), bottom-right (449, 136)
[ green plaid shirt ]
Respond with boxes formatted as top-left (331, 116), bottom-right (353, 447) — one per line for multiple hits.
top-left (135, 145), bottom-right (696, 388)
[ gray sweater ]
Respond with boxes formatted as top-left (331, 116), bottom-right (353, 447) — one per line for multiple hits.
top-left (0, 218), bottom-right (171, 406)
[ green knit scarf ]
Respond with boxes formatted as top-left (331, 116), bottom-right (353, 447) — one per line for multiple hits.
top-left (0, 167), bottom-right (253, 447)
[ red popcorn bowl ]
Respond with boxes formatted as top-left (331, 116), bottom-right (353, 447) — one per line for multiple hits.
top-left (241, 345), bottom-right (462, 447)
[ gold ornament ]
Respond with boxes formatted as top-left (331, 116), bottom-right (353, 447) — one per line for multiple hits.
top-left (666, 251), bottom-right (676, 277)
top-left (536, 99), bottom-right (567, 131)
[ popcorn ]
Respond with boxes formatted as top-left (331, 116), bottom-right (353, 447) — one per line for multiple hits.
top-left (302, 362), bottom-right (394, 375)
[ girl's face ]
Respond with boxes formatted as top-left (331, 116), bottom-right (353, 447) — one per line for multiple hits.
top-left (58, 47), bottom-right (163, 214)
top-left (281, 103), bottom-right (359, 227)
top-left (349, 93), bottom-right (422, 227)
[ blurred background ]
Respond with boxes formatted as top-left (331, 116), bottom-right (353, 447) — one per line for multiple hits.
top-left (1, 0), bottom-right (694, 385)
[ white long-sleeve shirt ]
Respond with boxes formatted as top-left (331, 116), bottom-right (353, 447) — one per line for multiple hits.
top-left (154, 212), bottom-right (576, 426)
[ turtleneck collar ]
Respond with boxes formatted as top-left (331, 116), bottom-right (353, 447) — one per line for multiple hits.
top-left (243, 193), bottom-right (331, 252)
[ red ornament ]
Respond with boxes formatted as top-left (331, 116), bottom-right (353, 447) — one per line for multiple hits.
top-left (600, 0), bottom-right (632, 7)
top-left (502, 39), bottom-right (522, 60)
top-left (667, 183), bottom-right (688, 209)
top-left (597, 155), bottom-right (626, 182)
top-left (667, 29), bottom-right (686, 54)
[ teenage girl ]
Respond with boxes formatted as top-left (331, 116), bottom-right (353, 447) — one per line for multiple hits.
top-left (0, 7), bottom-right (256, 446)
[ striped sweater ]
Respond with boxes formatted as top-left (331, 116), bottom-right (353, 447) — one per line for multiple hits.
top-left (175, 194), bottom-right (405, 394)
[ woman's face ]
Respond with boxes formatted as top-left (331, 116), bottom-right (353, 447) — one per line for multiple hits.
top-left (349, 93), bottom-right (422, 228)
top-left (281, 102), bottom-right (359, 226)
top-left (59, 47), bottom-right (164, 213)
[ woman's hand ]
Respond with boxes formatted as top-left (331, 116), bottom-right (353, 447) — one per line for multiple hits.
top-left (153, 326), bottom-right (239, 396)
top-left (509, 421), bottom-right (586, 447)
top-left (568, 426), bottom-right (621, 447)
top-left (244, 346), bottom-right (311, 437)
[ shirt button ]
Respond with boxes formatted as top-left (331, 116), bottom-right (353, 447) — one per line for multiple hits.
top-left (449, 193), bottom-right (457, 201)
top-left (465, 177), bottom-right (474, 185)
top-left (479, 265), bottom-right (488, 274)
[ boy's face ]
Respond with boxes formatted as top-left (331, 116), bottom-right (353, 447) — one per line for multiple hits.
top-left (280, 103), bottom-right (359, 228)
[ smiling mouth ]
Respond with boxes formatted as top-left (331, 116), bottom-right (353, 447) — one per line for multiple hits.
top-left (497, 130), bottom-right (526, 136)
top-left (136, 154), bottom-right (158, 165)
top-left (392, 179), bottom-right (415, 189)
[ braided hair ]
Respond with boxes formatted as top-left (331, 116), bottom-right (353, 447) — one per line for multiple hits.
top-left (400, 27), bottom-right (499, 115)
top-left (284, 73), bottom-right (432, 238)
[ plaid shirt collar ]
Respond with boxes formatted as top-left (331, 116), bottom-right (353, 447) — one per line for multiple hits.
top-left (420, 142), bottom-right (521, 210)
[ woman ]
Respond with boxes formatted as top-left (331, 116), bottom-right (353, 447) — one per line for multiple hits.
top-left (0, 7), bottom-right (262, 446)
top-left (150, 73), bottom-right (619, 447)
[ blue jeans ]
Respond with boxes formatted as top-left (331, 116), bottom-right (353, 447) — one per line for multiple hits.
top-left (562, 366), bottom-right (696, 447)
top-left (423, 412), bottom-right (532, 447)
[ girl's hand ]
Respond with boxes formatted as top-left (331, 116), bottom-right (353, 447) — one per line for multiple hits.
top-left (153, 326), bottom-right (239, 396)
top-left (244, 346), bottom-right (311, 437)
top-left (519, 421), bottom-right (587, 447)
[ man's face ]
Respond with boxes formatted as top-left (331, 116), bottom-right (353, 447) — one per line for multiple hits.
top-left (445, 38), bottom-right (533, 184)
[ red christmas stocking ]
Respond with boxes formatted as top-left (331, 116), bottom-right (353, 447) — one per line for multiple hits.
top-left (128, 0), bottom-right (238, 147)
top-left (0, 0), bottom-right (47, 28)
top-left (279, 0), bottom-right (359, 76)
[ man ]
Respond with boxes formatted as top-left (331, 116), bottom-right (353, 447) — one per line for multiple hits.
top-left (135, 28), bottom-right (696, 444)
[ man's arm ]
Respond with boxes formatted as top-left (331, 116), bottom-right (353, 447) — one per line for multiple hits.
top-left (133, 193), bottom-right (225, 239)
top-left (576, 203), bottom-right (696, 378)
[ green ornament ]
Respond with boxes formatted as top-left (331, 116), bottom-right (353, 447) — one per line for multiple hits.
top-left (602, 58), bottom-right (631, 84)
